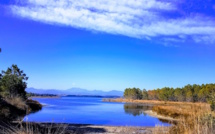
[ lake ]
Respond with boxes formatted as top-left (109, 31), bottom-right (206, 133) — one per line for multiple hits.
top-left (24, 96), bottom-right (170, 127)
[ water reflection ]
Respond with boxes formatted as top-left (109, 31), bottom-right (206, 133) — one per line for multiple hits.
top-left (123, 103), bottom-right (152, 116)
top-left (123, 103), bottom-right (172, 124)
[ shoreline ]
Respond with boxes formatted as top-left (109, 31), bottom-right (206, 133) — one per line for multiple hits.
top-left (144, 110), bottom-right (178, 122)
top-left (28, 96), bottom-right (61, 99)
top-left (18, 122), bottom-right (169, 134)
top-left (62, 123), bottom-right (166, 134)
top-left (103, 98), bottom-right (188, 122)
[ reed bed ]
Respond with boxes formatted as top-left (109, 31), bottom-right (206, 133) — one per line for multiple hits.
top-left (105, 98), bottom-right (215, 134)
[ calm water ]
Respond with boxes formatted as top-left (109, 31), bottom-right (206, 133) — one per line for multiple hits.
top-left (24, 97), bottom-right (170, 126)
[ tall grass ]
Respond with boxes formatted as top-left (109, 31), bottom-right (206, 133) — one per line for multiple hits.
top-left (168, 112), bottom-right (215, 134)
top-left (5, 96), bottom-right (27, 110)
top-left (0, 122), bottom-right (68, 134)
top-left (105, 98), bottom-right (215, 134)
top-left (152, 102), bottom-right (215, 134)
top-left (152, 103), bottom-right (210, 119)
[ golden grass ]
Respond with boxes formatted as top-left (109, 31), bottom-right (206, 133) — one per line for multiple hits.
top-left (104, 98), bottom-right (210, 106)
top-left (152, 103), bottom-right (210, 119)
top-left (104, 98), bottom-right (214, 134)
top-left (0, 122), bottom-right (68, 134)
top-left (169, 112), bottom-right (215, 134)
top-left (154, 104), bottom-right (214, 134)
top-left (105, 98), bottom-right (210, 117)
top-left (5, 97), bottom-right (27, 110)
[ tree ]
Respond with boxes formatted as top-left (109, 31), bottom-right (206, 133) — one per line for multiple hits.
top-left (174, 88), bottom-right (185, 101)
top-left (208, 91), bottom-right (215, 111)
top-left (158, 87), bottom-right (175, 101)
top-left (142, 89), bottom-right (148, 100)
top-left (148, 90), bottom-right (159, 100)
top-left (206, 85), bottom-right (215, 111)
top-left (0, 64), bottom-right (28, 99)
top-left (192, 84), bottom-right (201, 102)
top-left (123, 83), bottom-right (215, 103)
top-left (124, 88), bottom-right (142, 99)
top-left (184, 84), bottom-right (194, 102)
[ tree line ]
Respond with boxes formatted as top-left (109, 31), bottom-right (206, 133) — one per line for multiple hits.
top-left (124, 84), bottom-right (215, 110)
top-left (27, 93), bottom-right (57, 97)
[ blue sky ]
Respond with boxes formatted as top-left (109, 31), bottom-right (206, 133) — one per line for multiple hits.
top-left (0, 0), bottom-right (215, 91)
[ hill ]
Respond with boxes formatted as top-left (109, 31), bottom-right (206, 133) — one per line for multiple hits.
top-left (26, 87), bottom-right (123, 97)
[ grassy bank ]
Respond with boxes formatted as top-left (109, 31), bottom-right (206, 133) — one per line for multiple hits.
top-left (0, 97), bottom-right (44, 133)
top-left (0, 96), bottom-right (42, 121)
top-left (0, 122), bottom-right (68, 134)
top-left (103, 98), bottom-right (214, 134)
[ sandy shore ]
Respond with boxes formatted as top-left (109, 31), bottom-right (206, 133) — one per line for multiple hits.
top-left (39, 123), bottom-right (169, 134)
top-left (67, 125), bottom-right (153, 134)
top-left (10, 122), bottom-right (168, 134)
top-left (144, 110), bottom-right (178, 122)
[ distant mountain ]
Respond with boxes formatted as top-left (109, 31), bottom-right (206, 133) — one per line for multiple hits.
top-left (26, 87), bottom-right (123, 96)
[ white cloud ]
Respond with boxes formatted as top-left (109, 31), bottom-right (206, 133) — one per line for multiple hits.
top-left (9, 0), bottom-right (215, 44)
top-left (193, 35), bottom-right (215, 44)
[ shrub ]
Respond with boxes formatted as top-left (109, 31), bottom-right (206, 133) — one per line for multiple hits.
top-left (26, 99), bottom-right (42, 112)
top-left (5, 96), bottom-right (27, 110)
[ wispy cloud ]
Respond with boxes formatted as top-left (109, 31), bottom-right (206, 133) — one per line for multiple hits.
top-left (8, 0), bottom-right (215, 44)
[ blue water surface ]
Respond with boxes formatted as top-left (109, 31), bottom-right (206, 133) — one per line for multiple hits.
top-left (24, 97), bottom-right (170, 127)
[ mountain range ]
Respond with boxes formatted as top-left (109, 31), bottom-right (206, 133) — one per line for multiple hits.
top-left (26, 87), bottom-right (123, 96)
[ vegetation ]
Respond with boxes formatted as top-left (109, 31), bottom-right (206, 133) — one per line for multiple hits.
top-left (121, 84), bottom-right (215, 134)
top-left (0, 64), bottom-right (28, 99)
top-left (106, 98), bottom-right (215, 134)
top-left (0, 122), bottom-right (68, 134)
top-left (27, 93), bottom-right (58, 98)
top-left (117, 85), bottom-right (215, 133)
top-left (0, 63), bottom-right (42, 121)
top-left (122, 85), bottom-right (215, 133)
top-left (123, 84), bottom-right (215, 111)
top-left (123, 88), bottom-right (142, 99)
top-left (152, 103), bottom-right (215, 134)
top-left (0, 48), bottom-right (66, 133)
